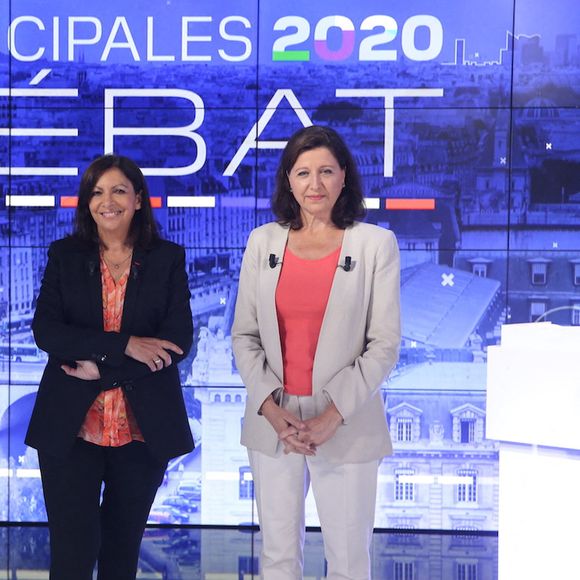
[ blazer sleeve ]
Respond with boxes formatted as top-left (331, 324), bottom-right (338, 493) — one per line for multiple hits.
top-left (322, 229), bottom-right (401, 423)
top-left (152, 246), bottom-right (193, 362)
top-left (231, 230), bottom-right (283, 416)
top-left (32, 242), bottom-right (130, 366)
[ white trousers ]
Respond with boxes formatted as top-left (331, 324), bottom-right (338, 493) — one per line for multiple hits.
top-left (248, 398), bottom-right (380, 580)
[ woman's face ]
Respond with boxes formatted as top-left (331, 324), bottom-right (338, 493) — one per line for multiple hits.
top-left (287, 147), bottom-right (345, 222)
top-left (88, 167), bottom-right (141, 240)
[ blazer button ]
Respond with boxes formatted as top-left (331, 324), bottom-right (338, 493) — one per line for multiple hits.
top-left (99, 354), bottom-right (107, 363)
top-left (111, 381), bottom-right (119, 388)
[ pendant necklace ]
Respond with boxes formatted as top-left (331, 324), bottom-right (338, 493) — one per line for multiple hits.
top-left (103, 250), bottom-right (133, 270)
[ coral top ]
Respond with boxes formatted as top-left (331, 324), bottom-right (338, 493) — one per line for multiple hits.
top-left (77, 257), bottom-right (144, 446)
top-left (275, 246), bottom-right (340, 396)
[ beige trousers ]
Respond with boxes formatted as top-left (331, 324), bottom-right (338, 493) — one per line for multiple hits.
top-left (248, 394), bottom-right (380, 580)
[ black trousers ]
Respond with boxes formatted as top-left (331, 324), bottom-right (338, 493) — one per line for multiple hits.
top-left (38, 439), bottom-right (167, 580)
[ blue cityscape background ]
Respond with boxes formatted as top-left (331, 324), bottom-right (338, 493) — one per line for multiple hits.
top-left (0, 0), bottom-right (579, 550)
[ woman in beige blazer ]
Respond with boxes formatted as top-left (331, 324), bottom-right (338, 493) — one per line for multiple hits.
top-left (232, 126), bottom-right (401, 580)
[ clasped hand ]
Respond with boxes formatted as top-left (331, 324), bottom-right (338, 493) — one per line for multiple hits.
top-left (260, 396), bottom-right (343, 456)
top-left (60, 336), bottom-right (183, 380)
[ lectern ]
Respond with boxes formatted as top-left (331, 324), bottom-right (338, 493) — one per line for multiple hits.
top-left (487, 322), bottom-right (580, 580)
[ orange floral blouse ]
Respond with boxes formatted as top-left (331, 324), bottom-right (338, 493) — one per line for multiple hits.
top-left (77, 257), bottom-right (144, 446)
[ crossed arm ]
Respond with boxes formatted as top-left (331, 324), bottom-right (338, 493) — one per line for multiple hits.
top-left (35, 243), bottom-right (192, 384)
top-left (60, 336), bottom-right (184, 380)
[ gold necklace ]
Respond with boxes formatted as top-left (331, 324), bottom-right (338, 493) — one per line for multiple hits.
top-left (102, 250), bottom-right (133, 270)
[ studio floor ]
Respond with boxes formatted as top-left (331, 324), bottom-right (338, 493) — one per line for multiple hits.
top-left (0, 525), bottom-right (498, 579)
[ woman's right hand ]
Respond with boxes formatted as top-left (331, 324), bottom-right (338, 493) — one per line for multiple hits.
top-left (259, 396), bottom-right (315, 456)
top-left (124, 336), bottom-right (184, 372)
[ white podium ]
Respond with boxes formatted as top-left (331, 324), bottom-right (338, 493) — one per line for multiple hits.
top-left (487, 322), bottom-right (580, 580)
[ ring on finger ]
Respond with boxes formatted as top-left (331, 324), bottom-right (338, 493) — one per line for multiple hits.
top-left (154, 358), bottom-right (162, 365)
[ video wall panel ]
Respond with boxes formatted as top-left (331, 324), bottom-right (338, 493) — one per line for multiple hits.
top-left (5, 386), bottom-right (40, 522)
top-left (513, 0), bottom-right (579, 106)
top-left (0, 337), bottom-right (9, 521)
top-left (1, 0), bottom-right (579, 534)
top-left (0, 180), bottom-right (7, 245)
top-left (509, 107), bottom-right (580, 243)
top-left (506, 249), bottom-right (580, 325)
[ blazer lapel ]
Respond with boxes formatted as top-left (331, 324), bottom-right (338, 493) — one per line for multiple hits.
top-left (121, 247), bottom-right (147, 332)
top-left (313, 225), bottom-right (355, 385)
top-left (85, 246), bottom-right (104, 330)
top-left (261, 226), bottom-right (289, 381)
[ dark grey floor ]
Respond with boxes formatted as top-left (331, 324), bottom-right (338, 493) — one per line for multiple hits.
top-left (2, 525), bottom-right (498, 579)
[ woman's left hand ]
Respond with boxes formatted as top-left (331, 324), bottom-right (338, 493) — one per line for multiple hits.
top-left (61, 360), bottom-right (101, 381)
top-left (280, 402), bottom-right (344, 450)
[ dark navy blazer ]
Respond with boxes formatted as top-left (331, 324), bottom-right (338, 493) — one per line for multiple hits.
top-left (25, 236), bottom-right (194, 462)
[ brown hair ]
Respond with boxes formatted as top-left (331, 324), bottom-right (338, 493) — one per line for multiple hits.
top-left (271, 125), bottom-right (366, 229)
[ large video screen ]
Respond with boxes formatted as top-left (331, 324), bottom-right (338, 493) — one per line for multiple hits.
top-left (1, 0), bottom-right (579, 533)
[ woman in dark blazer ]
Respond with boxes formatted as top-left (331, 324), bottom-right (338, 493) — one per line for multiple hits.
top-left (25, 154), bottom-right (194, 580)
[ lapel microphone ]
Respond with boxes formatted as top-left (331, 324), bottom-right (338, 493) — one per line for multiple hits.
top-left (131, 261), bottom-right (142, 280)
top-left (269, 254), bottom-right (281, 269)
top-left (339, 256), bottom-right (352, 272)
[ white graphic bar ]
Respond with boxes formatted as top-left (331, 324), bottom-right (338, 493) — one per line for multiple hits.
top-left (0, 167), bottom-right (78, 176)
top-left (0, 88), bottom-right (78, 97)
top-left (363, 197), bottom-right (380, 209)
top-left (6, 195), bottom-right (55, 207)
top-left (15, 468), bottom-right (41, 478)
top-left (167, 196), bottom-right (215, 208)
top-left (0, 128), bottom-right (78, 137)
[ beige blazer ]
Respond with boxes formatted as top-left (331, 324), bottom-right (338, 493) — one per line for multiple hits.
top-left (232, 221), bottom-right (401, 463)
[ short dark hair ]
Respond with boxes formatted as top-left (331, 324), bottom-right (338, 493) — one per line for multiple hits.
top-left (73, 154), bottom-right (159, 248)
top-left (271, 125), bottom-right (366, 229)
